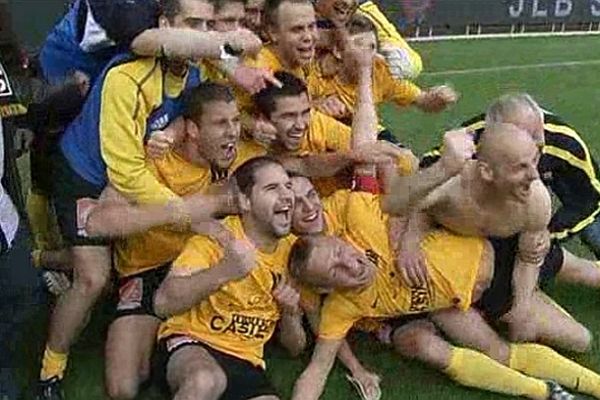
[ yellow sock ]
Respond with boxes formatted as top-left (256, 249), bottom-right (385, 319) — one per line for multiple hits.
top-left (27, 191), bottom-right (54, 250)
top-left (510, 343), bottom-right (600, 398)
top-left (444, 346), bottom-right (548, 400)
top-left (40, 346), bottom-right (68, 381)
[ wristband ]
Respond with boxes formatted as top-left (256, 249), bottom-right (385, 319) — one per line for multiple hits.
top-left (351, 175), bottom-right (380, 194)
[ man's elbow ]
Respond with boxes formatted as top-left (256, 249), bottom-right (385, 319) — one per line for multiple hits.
top-left (153, 286), bottom-right (176, 319)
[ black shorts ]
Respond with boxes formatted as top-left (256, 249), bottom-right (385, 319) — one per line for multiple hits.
top-left (476, 237), bottom-right (564, 319)
top-left (114, 264), bottom-right (170, 319)
top-left (158, 335), bottom-right (278, 400)
top-left (51, 150), bottom-right (107, 246)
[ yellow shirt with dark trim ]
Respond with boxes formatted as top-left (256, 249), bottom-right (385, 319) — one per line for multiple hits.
top-left (61, 56), bottom-right (199, 204)
top-left (420, 111), bottom-right (600, 240)
top-left (114, 141), bottom-right (266, 278)
top-left (356, 0), bottom-right (422, 75)
top-left (308, 57), bottom-right (421, 132)
top-left (318, 191), bottom-right (484, 340)
top-left (158, 216), bottom-right (297, 369)
top-left (289, 110), bottom-right (352, 197)
top-left (299, 189), bottom-right (351, 314)
top-left (237, 45), bottom-right (317, 113)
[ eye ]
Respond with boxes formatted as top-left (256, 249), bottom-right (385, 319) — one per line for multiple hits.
top-left (285, 182), bottom-right (293, 189)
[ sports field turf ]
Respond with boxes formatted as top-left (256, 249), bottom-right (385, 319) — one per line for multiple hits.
top-left (16, 35), bottom-right (600, 399)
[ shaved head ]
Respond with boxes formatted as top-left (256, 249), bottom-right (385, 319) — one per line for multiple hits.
top-left (478, 123), bottom-right (537, 168)
top-left (477, 123), bottom-right (541, 202)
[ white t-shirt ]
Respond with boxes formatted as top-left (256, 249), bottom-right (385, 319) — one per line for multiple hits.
top-left (0, 118), bottom-right (20, 249)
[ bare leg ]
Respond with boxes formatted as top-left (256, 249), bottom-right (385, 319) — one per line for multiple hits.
top-left (105, 315), bottom-right (161, 399)
top-left (167, 345), bottom-right (227, 400)
top-left (557, 248), bottom-right (600, 287)
top-left (431, 307), bottom-right (511, 364)
top-left (46, 246), bottom-right (111, 353)
top-left (504, 291), bottom-right (591, 353)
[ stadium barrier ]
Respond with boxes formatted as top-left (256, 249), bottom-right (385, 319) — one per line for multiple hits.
top-left (378, 0), bottom-right (600, 41)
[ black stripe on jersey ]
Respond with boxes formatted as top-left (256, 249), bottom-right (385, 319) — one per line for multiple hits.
top-left (460, 113), bottom-right (485, 129)
top-left (544, 130), bottom-right (587, 161)
top-left (126, 59), bottom-right (161, 121)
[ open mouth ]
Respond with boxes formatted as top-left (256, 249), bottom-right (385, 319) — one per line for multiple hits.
top-left (297, 45), bottom-right (314, 59)
top-left (220, 142), bottom-right (236, 159)
top-left (274, 204), bottom-right (292, 222)
top-left (302, 210), bottom-right (319, 223)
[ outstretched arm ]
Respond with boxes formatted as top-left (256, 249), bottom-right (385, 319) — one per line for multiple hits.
top-left (292, 338), bottom-right (343, 400)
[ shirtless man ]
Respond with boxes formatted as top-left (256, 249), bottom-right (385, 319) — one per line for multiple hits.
top-left (383, 123), bottom-right (591, 354)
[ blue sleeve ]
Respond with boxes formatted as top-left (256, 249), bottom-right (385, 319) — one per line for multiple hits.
top-left (87, 0), bottom-right (159, 45)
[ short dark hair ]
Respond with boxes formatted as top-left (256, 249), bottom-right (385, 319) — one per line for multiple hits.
top-left (233, 156), bottom-right (283, 197)
top-left (214, 0), bottom-right (247, 13)
top-left (183, 82), bottom-right (235, 124)
top-left (263, 0), bottom-right (312, 27)
top-left (253, 71), bottom-right (308, 118)
top-left (161, 0), bottom-right (182, 20)
top-left (161, 0), bottom-right (217, 21)
top-left (288, 235), bottom-right (320, 283)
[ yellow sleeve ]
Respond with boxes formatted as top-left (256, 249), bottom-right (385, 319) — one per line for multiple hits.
top-left (358, 1), bottom-right (423, 78)
top-left (318, 293), bottom-right (362, 340)
top-left (378, 60), bottom-right (422, 106)
top-left (357, 1), bottom-right (406, 46)
top-left (310, 111), bottom-right (352, 152)
top-left (171, 235), bottom-right (223, 277)
top-left (322, 190), bottom-right (350, 236)
top-left (99, 70), bottom-right (177, 204)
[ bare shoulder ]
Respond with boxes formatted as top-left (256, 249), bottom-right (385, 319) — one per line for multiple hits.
top-left (525, 180), bottom-right (552, 230)
top-left (419, 173), bottom-right (461, 212)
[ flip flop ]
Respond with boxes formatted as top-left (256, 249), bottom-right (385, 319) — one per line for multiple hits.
top-left (346, 373), bottom-right (382, 400)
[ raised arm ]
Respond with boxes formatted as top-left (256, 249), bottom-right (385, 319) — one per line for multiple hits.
top-left (131, 28), bottom-right (262, 60)
top-left (381, 129), bottom-right (475, 216)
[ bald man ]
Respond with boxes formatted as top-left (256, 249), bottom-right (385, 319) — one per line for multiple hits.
top-left (383, 123), bottom-right (591, 355)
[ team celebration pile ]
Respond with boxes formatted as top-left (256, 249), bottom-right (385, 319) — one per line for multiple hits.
top-left (2, 0), bottom-right (600, 399)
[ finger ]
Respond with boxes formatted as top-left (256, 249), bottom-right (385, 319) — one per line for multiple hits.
top-left (406, 264), bottom-right (420, 287)
top-left (263, 72), bottom-right (283, 88)
top-left (416, 260), bottom-right (428, 287)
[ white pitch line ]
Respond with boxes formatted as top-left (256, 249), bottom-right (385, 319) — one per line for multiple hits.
top-left (422, 59), bottom-right (600, 77)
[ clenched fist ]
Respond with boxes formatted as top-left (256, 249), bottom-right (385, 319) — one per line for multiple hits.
top-left (440, 128), bottom-right (475, 176)
top-left (273, 277), bottom-right (301, 315)
top-left (220, 239), bottom-right (257, 281)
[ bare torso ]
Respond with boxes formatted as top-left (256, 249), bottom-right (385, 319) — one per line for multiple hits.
top-left (426, 162), bottom-right (547, 238)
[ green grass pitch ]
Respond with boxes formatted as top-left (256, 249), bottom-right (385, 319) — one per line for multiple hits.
top-left (16, 36), bottom-right (600, 399)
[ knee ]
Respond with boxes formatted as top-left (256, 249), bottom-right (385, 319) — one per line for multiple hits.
top-left (181, 369), bottom-right (227, 398)
top-left (393, 324), bottom-right (436, 360)
top-left (570, 327), bottom-right (592, 354)
top-left (73, 268), bottom-right (109, 296)
top-left (106, 376), bottom-right (141, 400)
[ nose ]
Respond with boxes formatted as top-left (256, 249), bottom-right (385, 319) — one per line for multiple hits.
top-left (294, 114), bottom-right (309, 132)
top-left (299, 196), bottom-right (315, 212)
top-left (528, 165), bottom-right (539, 181)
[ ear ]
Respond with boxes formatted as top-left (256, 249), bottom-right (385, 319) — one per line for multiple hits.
top-left (266, 23), bottom-right (277, 44)
top-left (159, 15), bottom-right (170, 29)
top-left (185, 118), bottom-right (201, 141)
top-left (238, 191), bottom-right (252, 213)
top-left (478, 161), bottom-right (494, 182)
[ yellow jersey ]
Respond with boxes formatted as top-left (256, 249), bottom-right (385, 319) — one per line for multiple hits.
top-left (357, 1), bottom-right (423, 79)
top-left (299, 189), bottom-right (351, 314)
top-left (319, 191), bottom-right (486, 340)
top-left (158, 216), bottom-right (297, 368)
top-left (308, 56), bottom-right (422, 131)
top-left (115, 141), bottom-right (265, 277)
